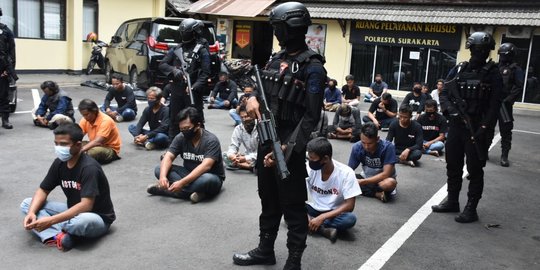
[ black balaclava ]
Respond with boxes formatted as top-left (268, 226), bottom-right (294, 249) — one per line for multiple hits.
top-left (469, 46), bottom-right (490, 69)
top-left (273, 23), bottom-right (308, 54)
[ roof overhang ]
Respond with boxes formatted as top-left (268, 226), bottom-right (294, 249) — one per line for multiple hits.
top-left (186, 0), bottom-right (276, 18)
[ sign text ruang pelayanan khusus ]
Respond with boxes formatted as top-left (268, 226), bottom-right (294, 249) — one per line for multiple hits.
top-left (350, 21), bottom-right (462, 50)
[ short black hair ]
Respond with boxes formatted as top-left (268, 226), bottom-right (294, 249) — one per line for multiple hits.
top-left (437, 79), bottom-right (445, 84)
top-left (345, 74), bottom-right (354, 81)
top-left (53, 123), bottom-right (84, 143)
top-left (381, 93), bottom-right (392, 100)
top-left (399, 104), bottom-right (413, 116)
top-left (361, 122), bottom-right (378, 139)
top-left (40, 81), bottom-right (59, 93)
top-left (329, 78), bottom-right (338, 86)
top-left (375, 74), bottom-right (382, 78)
top-left (238, 104), bottom-right (247, 114)
top-left (424, 99), bottom-right (438, 111)
top-left (306, 137), bottom-right (333, 159)
top-left (422, 82), bottom-right (429, 88)
top-left (78, 99), bottom-right (99, 112)
top-left (177, 107), bottom-right (203, 126)
top-left (111, 73), bottom-right (123, 82)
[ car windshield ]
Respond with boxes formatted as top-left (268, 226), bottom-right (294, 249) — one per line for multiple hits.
top-left (153, 21), bottom-right (216, 45)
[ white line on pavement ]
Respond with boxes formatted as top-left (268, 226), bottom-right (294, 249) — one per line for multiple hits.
top-left (359, 133), bottom-right (502, 270)
top-left (13, 100), bottom-right (148, 115)
top-left (513, 129), bottom-right (540, 135)
top-left (31, 89), bottom-right (40, 108)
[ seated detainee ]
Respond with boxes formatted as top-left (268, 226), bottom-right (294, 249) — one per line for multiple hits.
top-left (229, 85), bottom-right (254, 126)
top-left (362, 93), bottom-right (397, 130)
top-left (365, 74), bottom-right (388, 102)
top-left (327, 104), bottom-right (362, 142)
top-left (417, 100), bottom-right (447, 157)
top-left (33, 81), bottom-right (75, 129)
top-left (223, 105), bottom-right (258, 171)
top-left (101, 74), bottom-right (137, 122)
top-left (306, 138), bottom-right (361, 243)
top-left (386, 105), bottom-right (423, 167)
top-left (148, 107), bottom-right (225, 203)
top-left (348, 123), bottom-right (397, 203)
top-left (78, 99), bottom-right (122, 164)
top-left (341, 74), bottom-right (361, 107)
top-left (208, 72), bottom-right (238, 110)
top-left (20, 123), bottom-right (115, 251)
top-left (401, 82), bottom-right (430, 119)
top-left (128, 87), bottom-right (170, 150)
top-left (323, 79), bottom-right (342, 112)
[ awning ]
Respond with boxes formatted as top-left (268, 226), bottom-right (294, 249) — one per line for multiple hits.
top-left (186, 0), bottom-right (276, 18)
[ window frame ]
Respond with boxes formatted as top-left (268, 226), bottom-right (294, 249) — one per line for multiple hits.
top-left (8, 0), bottom-right (67, 41)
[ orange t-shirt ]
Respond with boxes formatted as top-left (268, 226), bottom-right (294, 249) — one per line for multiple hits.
top-left (79, 111), bottom-right (122, 155)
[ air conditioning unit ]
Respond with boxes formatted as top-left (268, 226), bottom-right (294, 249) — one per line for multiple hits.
top-left (470, 26), bottom-right (494, 35)
top-left (506, 27), bottom-right (532, 39)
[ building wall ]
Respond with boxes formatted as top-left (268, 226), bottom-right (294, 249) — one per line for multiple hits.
top-left (15, 0), bottom-right (166, 72)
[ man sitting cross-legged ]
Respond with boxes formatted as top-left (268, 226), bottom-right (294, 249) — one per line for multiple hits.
top-left (147, 107), bottom-right (225, 203)
top-left (348, 122), bottom-right (398, 203)
top-left (223, 105), bottom-right (258, 171)
top-left (306, 137), bottom-right (361, 243)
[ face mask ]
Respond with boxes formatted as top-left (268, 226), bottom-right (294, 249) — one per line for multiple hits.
top-left (148, 100), bottom-right (157, 107)
top-left (425, 111), bottom-right (436, 118)
top-left (243, 120), bottom-right (255, 133)
top-left (376, 79), bottom-right (382, 83)
top-left (308, 160), bottom-right (324, 171)
top-left (55, 145), bottom-right (72, 162)
top-left (182, 127), bottom-right (197, 140)
top-left (413, 87), bottom-right (422, 94)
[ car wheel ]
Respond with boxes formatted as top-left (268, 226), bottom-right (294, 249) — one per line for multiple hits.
top-left (129, 66), bottom-right (139, 89)
top-left (104, 61), bottom-right (113, 83)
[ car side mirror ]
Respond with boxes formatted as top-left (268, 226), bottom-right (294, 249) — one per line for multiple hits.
top-left (111, 35), bottom-right (122, 43)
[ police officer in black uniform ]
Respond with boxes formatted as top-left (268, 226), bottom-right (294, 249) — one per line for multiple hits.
top-left (159, 18), bottom-right (211, 139)
top-left (232, 2), bottom-right (326, 270)
top-left (432, 32), bottom-right (503, 223)
top-left (0, 8), bottom-right (16, 129)
top-left (493, 43), bottom-right (524, 167)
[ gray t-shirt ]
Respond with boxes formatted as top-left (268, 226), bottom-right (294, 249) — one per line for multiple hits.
top-left (168, 129), bottom-right (225, 180)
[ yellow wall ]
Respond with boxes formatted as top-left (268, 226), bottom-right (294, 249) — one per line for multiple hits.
top-left (15, 0), bottom-right (166, 72)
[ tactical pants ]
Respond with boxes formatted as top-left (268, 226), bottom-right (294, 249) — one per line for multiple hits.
top-left (445, 122), bottom-right (487, 200)
top-left (498, 102), bottom-right (513, 152)
top-left (256, 146), bottom-right (308, 250)
top-left (0, 76), bottom-right (9, 113)
top-left (167, 82), bottom-right (188, 140)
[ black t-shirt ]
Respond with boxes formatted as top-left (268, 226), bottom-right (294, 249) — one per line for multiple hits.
top-left (402, 93), bottom-right (429, 113)
top-left (134, 105), bottom-right (170, 138)
top-left (104, 85), bottom-right (138, 113)
top-left (168, 129), bottom-right (225, 180)
top-left (369, 97), bottom-right (398, 121)
top-left (40, 154), bottom-right (116, 224)
top-left (341, 84), bottom-right (360, 100)
top-left (386, 120), bottom-right (423, 152)
top-left (417, 113), bottom-right (448, 141)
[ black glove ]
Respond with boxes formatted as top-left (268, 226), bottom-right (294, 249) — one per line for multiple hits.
top-left (172, 69), bottom-right (183, 80)
top-left (191, 82), bottom-right (203, 93)
top-left (473, 126), bottom-right (486, 141)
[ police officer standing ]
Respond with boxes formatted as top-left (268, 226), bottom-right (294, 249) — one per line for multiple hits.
top-left (0, 8), bottom-right (16, 129)
top-left (232, 2), bottom-right (326, 269)
top-left (494, 43), bottom-right (524, 167)
top-left (432, 32), bottom-right (503, 223)
top-left (159, 18), bottom-right (211, 139)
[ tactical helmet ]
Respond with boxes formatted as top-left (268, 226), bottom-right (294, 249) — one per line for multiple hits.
top-left (269, 2), bottom-right (311, 28)
top-left (179, 18), bottom-right (204, 43)
top-left (498, 42), bottom-right (517, 56)
top-left (466, 31), bottom-right (495, 50)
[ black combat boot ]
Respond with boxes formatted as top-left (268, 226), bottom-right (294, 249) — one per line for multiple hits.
top-left (232, 233), bottom-right (276, 266)
top-left (2, 113), bottom-right (13, 129)
top-left (455, 198), bottom-right (479, 223)
top-left (283, 246), bottom-right (305, 270)
top-left (432, 193), bottom-right (460, 213)
top-left (500, 149), bottom-right (510, 167)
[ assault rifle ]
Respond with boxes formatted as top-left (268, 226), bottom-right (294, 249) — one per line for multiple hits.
top-left (445, 78), bottom-right (487, 161)
top-left (174, 47), bottom-right (195, 105)
top-left (253, 65), bottom-right (290, 180)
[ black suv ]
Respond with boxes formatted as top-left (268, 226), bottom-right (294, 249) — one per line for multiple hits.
top-left (104, 17), bottom-right (220, 90)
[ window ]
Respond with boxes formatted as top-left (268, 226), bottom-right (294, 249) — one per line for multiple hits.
top-left (4, 0), bottom-right (66, 40)
top-left (83, 0), bottom-right (98, 40)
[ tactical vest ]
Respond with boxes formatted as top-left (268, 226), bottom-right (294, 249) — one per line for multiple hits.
top-left (455, 61), bottom-right (496, 115)
top-left (499, 63), bottom-right (517, 97)
top-left (260, 49), bottom-right (324, 124)
top-left (47, 90), bottom-right (75, 118)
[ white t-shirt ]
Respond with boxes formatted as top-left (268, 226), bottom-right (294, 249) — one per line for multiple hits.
top-left (306, 159), bottom-right (362, 212)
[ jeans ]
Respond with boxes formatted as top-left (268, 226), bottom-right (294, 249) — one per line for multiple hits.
top-left (395, 148), bottom-right (422, 162)
top-left (423, 140), bottom-right (445, 154)
top-left (229, 108), bottom-right (241, 125)
top-left (305, 204), bottom-right (356, 231)
top-left (100, 105), bottom-right (136, 121)
top-left (128, 124), bottom-right (169, 149)
top-left (20, 198), bottom-right (110, 242)
top-left (362, 115), bottom-right (394, 128)
top-left (211, 97), bottom-right (237, 109)
top-left (154, 164), bottom-right (223, 199)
